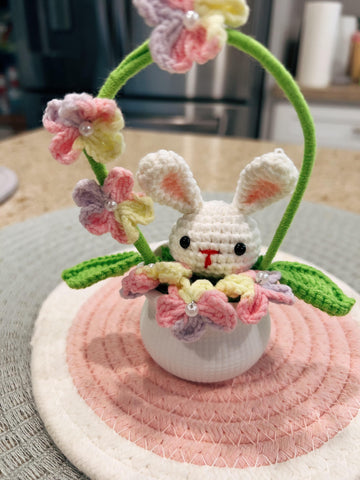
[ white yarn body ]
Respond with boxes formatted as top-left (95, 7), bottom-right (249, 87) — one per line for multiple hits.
top-left (140, 290), bottom-right (271, 383)
top-left (169, 200), bottom-right (261, 277)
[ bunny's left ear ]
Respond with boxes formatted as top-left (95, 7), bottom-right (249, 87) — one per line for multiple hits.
top-left (137, 149), bottom-right (203, 214)
top-left (233, 149), bottom-right (299, 215)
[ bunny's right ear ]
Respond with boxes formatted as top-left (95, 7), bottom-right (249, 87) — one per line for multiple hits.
top-left (233, 149), bottom-right (299, 215)
top-left (136, 150), bottom-right (203, 214)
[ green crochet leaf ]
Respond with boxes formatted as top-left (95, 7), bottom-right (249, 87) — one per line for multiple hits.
top-left (268, 261), bottom-right (355, 316)
top-left (62, 251), bottom-right (143, 289)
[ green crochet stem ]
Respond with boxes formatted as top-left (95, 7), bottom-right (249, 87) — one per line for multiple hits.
top-left (227, 30), bottom-right (316, 269)
top-left (84, 150), bottom-right (108, 186)
top-left (134, 229), bottom-right (157, 264)
top-left (97, 41), bottom-right (153, 100)
top-left (92, 31), bottom-right (316, 271)
top-left (81, 41), bottom-right (156, 264)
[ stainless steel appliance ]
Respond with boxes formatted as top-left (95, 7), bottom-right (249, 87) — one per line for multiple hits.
top-left (10, 0), bottom-right (272, 137)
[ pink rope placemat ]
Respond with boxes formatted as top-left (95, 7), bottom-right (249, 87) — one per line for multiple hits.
top-left (32, 258), bottom-right (360, 479)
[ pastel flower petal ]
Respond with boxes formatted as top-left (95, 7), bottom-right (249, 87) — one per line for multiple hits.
top-left (150, 12), bottom-right (186, 72)
top-left (199, 13), bottom-right (227, 44)
top-left (108, 214), bottom-right (130, 244)
top-left (137, 262), bottom-right (192, 286)
top-left (156, 286), bottom-right (186, 327)
top-left (170, 23), bottom-right (223, 72)
top-left (216, 273), bottom-right (254, 300)
top-left (57, 93), bottom-right (94, 127)
top-left (194, 0), bottom-right (250, 27)
top-left (114, 195), bottom-right (155, 244)
top-left (72, 179), bottom-right (106, 208)
top-left (49, 128), bottom-right (81, 165)
top-left (76, 115), bottom-right (125, 164)
top-left (247, 270), bottom-right (295, 305)
top-left (103, 167), bottom-right (134, 203)
top-left (263, 286), bottom-right (295, 305)
top-left (167, 0), bottom-right (194, 12)
top-left (199, 290), bottom-right (237, 331)
top-left (172, 315), bottom-right (207, 343)
top-left (43, 99), bottom-right (66, 132)
top-left (133, 0), bottom-right (173, 26)
top-left (236, 284), bottom-right (269, 324)
top-left (121, 269), bottom-right (159, 298)
top-left (177, 278), bottom-right (214, 304)
top-left (81, 210), bottom-right (111, 236)
top-left (92, 98), bottom-right (123, 124)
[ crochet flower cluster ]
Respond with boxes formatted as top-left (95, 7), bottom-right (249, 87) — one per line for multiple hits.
top-left (133, 0), bottom-right (249, 73)
top-left (121, 262), bottom-right (294, 342)
top-left (43, 93), bottom-right (125, 165)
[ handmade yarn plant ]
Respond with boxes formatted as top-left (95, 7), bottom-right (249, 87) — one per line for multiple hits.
top-left (43, 1), bottom-right (355, 365)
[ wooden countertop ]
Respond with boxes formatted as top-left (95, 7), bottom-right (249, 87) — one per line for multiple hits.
top-left (1, 128), bottom-right (359, 228)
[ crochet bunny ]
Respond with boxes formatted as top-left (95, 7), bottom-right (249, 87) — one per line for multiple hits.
top-left (137, 149), bottom-right (299, 278)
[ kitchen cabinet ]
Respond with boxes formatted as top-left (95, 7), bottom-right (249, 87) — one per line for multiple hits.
top-left (270, 102), bottom-right (360, 150)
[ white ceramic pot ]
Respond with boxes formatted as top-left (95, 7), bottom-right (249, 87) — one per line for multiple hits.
top-left (140, 290), bottom-right (271, 383)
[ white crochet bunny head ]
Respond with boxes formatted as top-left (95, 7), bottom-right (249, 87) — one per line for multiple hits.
top-left (137, 149), bottom-right (298, 278)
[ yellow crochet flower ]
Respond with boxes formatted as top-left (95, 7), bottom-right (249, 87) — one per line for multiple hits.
top-left (75, 109), bottom-right (125, 164)
top-left (137, 262), bottom-right (192, 286)
top-left (216, 274), bottom-right (255, 299)
top-left (178, 278), bottom-right (215, 304)
top-left (113, 194), bottom-right (154, 244)
top-left (196, 0), bottom-right (250, 38)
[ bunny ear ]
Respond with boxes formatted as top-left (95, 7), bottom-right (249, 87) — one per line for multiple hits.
top-left (233, 149), bottom-right (299, 215)
top-left (136, 149), bottom-right (203, 214)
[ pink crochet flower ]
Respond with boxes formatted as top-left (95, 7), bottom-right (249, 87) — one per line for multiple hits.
top-left (237, 271), bottom-right (295, 324)
top-left (157, 285), bottom-right (237, 342)
top-left (43, 93), bottom-right (125, 165)
top-left (72, 167), bottom-right (154, 244)
top-left (120, 268), bottom-right (159, 299)
top-left (133, 0), bottom-right (249, 73)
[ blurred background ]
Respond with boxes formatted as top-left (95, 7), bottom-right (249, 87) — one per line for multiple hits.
top-left (0, 0), bottom-right (359, 149)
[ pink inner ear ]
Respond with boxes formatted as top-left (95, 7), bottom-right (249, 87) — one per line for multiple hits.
top-left (161, 173), bottom-right (188, 202)
top-left (244, 180), bottom-right (281, 204)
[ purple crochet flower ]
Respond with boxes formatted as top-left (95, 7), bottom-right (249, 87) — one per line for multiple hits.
top-left (72, 167), bottom-right (154, 244)
top-left (236, 270), bottom-right (295, 324)
top-left (133, 0), bottom-right (249, 73)
top-left (172, 315), bottom-right (208, 343)
top-left (255, 271), bottom-right (295, 303)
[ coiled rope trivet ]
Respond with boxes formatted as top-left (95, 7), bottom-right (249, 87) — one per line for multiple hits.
top-left (31, 253), bottom-right (360, 480)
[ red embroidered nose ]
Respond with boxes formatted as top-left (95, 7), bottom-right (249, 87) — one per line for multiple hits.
top-left (200, 249), bottom-right (220, 269)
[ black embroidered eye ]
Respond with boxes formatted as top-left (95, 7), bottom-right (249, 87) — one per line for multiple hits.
top-left (179, 236), bottom-right (191, 249)
top-left (234, 242), bottom-right (246, 256)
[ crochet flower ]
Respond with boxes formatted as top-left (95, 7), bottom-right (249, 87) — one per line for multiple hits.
top-left (73, 167), bottom-right (154, 244)
top-left (120, 261), bottom-right (192, 298)
top-left (157, 280), bottom-right (238, 342)
top-left (133, 0), bottom-right (249, 73)
top-left (43, 93), bottom-right (125, 165)
top-left (237, 271), bottom-right (295, 324)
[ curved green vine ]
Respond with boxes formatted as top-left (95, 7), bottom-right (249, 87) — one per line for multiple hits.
top-left (227, 30), bottom-right (316, 269)
top-left (89, 31), bottom-right (316, 270)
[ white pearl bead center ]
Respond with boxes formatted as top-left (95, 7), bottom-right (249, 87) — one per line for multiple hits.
top-left (105, 199), bottom-right (118, 212)
top-left (183, 10), bottom-right (200, 30)
top-left (256, 271), bottom-right (270, 284)
top-left (79, 121), bottom-right (94, 137)
top-left (185, 301), bottom-right (199, 317)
